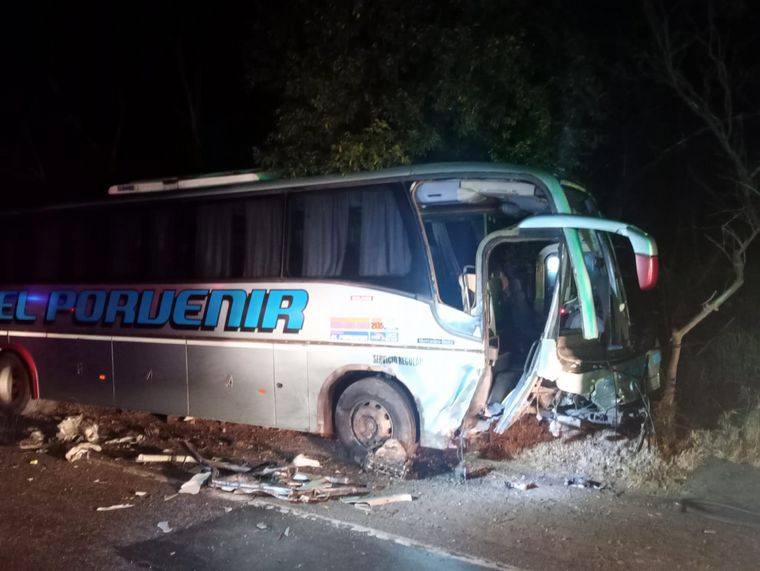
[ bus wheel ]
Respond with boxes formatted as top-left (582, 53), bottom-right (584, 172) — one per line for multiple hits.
top-left (0, 352), bottom-right (31, 416)
top-left (334, 377), bottom-right (416, 458)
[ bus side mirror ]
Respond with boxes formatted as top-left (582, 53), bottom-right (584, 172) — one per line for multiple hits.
top-left (459, 265), bottom-right (477, 313)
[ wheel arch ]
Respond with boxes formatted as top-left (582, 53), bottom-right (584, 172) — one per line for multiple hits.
top-left (0, 343), bottom-right (39, 399)
top-left (316, 365), bottom-right (420, 442)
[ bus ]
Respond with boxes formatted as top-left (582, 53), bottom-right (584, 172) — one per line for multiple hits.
top-left (0, 163), bottom-right (660, 455)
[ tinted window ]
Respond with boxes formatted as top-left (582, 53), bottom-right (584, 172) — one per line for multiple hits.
top-left (287, 184), bottom-right (429, 296)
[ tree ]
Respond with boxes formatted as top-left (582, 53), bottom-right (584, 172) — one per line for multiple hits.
top-left (249, 0), bottom-right (605, 178)
top-left (645, 0), bottom-right (760, 434)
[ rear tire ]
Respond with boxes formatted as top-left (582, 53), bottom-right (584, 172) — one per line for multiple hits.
top-left (0, 352), bottom-right (31, 416)
top-left (334, 377), bottom-right (417, 458)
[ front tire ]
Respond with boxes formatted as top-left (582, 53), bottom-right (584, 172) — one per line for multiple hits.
top-left (0, 352), bottom-right (31, 416)
top-left (334, 377), bottom-right (417, 458)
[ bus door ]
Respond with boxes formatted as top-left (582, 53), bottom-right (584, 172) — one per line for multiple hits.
top-left (470, 214), bottom-right (658, 431)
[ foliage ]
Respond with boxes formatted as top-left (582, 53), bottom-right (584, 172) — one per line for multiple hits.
top-left (249, 0), bottom-right (606, 177)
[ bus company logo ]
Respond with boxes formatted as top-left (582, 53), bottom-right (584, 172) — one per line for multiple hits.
top-left (0, 288), bottom-right (309, 333)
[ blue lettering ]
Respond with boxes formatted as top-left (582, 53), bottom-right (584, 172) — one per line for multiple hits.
top-left (203, 289), bottom-right (248, 329)
top-left (136, 290), bottom-right (174, 326)
top-left (260, 289), bottom-right (308, 332)
top-left (172, 289), bottom-right (207, 327)
top-left (75, 290), bottom-right (106, 323)
top-left (15, 292), bottom-right (36, 322)
top-left (46, 290), bottom-right (77, 322)
top-left (242, 290), bottom-right (266, 329)
top-left (104, 290), bottom-right (139, 325)
top-left (0, 292), bottom-right (15, 322)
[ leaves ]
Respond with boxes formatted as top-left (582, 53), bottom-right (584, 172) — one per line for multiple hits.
top-left (250, 0), bottom-right (605, 177)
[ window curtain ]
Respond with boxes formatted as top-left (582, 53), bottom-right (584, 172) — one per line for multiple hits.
top-left (301, 192), bottom-right (350, 277)
top-left (359, 189), bottom-right (411, 276)
top-left (195, 203), bottom-right (232, 278)
top-left (243, 197), bottom-right (282, 277)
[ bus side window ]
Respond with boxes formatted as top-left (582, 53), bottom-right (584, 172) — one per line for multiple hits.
top-left (286, 185), bottom-right (425, 295)
top-left (193, 195), bottom-right (284, 281)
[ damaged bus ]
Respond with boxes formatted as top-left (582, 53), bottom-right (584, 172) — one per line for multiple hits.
top-left (0, 163), bottom-right (659, 455)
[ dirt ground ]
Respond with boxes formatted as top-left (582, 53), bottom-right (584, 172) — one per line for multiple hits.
top-left (2, 402), bottom-right (760, 570)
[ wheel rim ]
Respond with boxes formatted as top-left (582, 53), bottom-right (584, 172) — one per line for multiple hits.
top-left (350, 399), bottom-right (393, 449)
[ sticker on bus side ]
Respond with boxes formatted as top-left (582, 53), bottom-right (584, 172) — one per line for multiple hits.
top-left (330, 316), bottom-right (399, 343)
top-left (0, 288), bottom-right (309, 333)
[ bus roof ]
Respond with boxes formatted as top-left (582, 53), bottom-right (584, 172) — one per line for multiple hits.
top-left (9, 162), bottom-right (575, 215)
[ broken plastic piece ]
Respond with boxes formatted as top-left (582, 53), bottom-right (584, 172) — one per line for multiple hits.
top-left (96, 504), bottom-right (134, 511)
top-left (179, 471), bottom-right (211, 494)
top-left (136, 453), bottom-right (198, 464)
top-left (342, 493), bottom-right (414, 511)
top-left (65, 442), bottom-right (102, 463)
top-left (291, 454), bottom-right (320, 468)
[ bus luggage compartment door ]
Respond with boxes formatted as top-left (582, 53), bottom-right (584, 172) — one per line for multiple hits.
top-left (16, 336), bottom-right (113, 406)
top-left (113, 339), bottom-right (188, 416)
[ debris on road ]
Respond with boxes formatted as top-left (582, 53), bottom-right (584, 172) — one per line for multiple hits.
top-left (157, 521), bottom-right (173, 533)
top-left (342, 493), bottom-right (414, 512)
top-left (56, 415), bottom-right (100, 443)
top-left (104, 435), bottom-right (145, 446)
top-left (18, 429), bottom-right (45, 450)
top-left (57, 415), bottom-right (84, 442)
top-left (256, 522), bottom-right (268, 530)
top-left (505, 481), bottom-right (538, 491)
top-left (179, 471), bottom-right (212, 495)
top-left (96, 504), bottom-right (134, 511)
top-left (364, 438), bottom-right (409, 477)
top-left (29, 458), bottom-right (38, 465)
top-left (565, 477), bottom-right (606, 490)
top-left (135, 453), bottom-right (198, 464)
top-left (65, 442), bottom-right (102, 462)
top-left (291, 454), bottom-right (320, 468)
top-left (134, 491), bottom-right (148, 497)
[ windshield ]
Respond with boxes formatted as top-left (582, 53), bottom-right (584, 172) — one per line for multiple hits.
top-left (415, 178), bottom-right (552, 310)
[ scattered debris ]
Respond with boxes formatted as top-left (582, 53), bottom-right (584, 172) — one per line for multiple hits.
top-left (223, 507), bottom-right (233, 513)
top-left (278, 526), bottom-right (291, 540)
top-left (565, 477), bottom-right (606, 490)
top-left (157, 521), bottom-right (173, 534)
top-left (291, 454), bottom-right (320, 468)
top-left (65, 442), bottom-right (102, 463)
top-left (29, 459), bottom-right (38, 465)
top-left (505, 481), bottom-right (537, 491)
top-left (57, 415), bottom-right (84, 442)
top-left (179, 471), bottom-right (212, 495)
top-left (342, 493), bottom-right (414, 512)
top-left (135, 453), bottom-right (198, 464)
top-left (104, 435), bottom-right (145, 446)
top-left (134, 491), bottom-right (148, 497)
top-left (256, 522), bottom-right (268, 530)
top-left (164, 493), bottom-right (179, 502)
top-left (365, 439), bottom-right (408, 477)
top-left (96, 504), bottom-right (134, 511)
top-left (56, 415), bottom-right (100, 443)
top-left (19, 429), bottom-right (45, 450)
